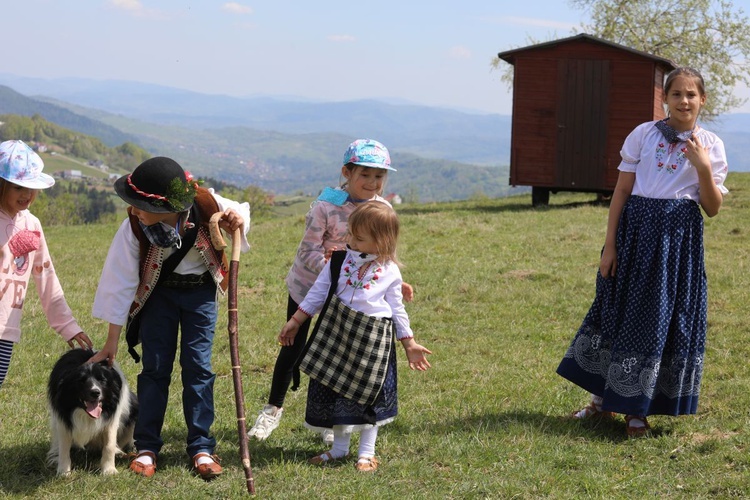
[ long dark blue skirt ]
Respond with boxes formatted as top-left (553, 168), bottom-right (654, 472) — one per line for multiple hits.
top-left (557, 195), bottom-right (707, 416)
top-left (305, 341), bottom-right (398, 428)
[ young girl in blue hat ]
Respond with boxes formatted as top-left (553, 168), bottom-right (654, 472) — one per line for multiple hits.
top-left (279, 201), bottom-right (431, 472)
top-left (248, 139), bottom-right (414, 443)
top-left (557, 67), bottom-right (729, 437)
top-left (0, 140), bottom-right (92, 389)
top-left (90, 156), bottom-right (250, 479)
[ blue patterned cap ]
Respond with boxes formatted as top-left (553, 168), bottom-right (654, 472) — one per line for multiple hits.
top-left (342, 139), bottom-right (395, 171)
top-left (0, 140), bottom-right (54, 189)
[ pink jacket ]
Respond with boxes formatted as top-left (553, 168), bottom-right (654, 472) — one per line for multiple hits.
top-left (285, 191), bottom-right (388, 304)
top-left (0, 210), bottom-right (81, 343)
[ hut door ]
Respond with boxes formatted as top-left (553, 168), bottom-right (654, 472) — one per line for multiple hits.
top-left (555, 59), bottom-right (610, 190)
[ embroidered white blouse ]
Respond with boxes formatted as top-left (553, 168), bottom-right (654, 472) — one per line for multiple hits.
top-left (92, 189), bottom-right (250, 327)
top-left (618, 121), bottom-right (729, 200)
top-left (298, 248), bottom-right (414, 340)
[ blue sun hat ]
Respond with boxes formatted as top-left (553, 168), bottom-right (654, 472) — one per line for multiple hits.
top-left (343, 139), bottom-right (396, 171)
top-left (0, 140), bottom-right (55, 189)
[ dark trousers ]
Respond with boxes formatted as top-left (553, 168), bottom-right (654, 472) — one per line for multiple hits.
top-left (267, 295), bottom-right (312, 408)
top-left (135, 282), bottom-right (218, 457)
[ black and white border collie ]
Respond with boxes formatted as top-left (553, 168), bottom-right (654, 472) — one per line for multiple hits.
top-left (47, 349), bottom-right (138, 475)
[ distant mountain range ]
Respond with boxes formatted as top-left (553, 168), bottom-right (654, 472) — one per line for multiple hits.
top-left (0, 73), bottom-right (747, 202)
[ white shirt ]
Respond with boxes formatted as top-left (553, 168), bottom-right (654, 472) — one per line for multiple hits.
top-left (298, 248), bottom-right (414, 340)
top-left (618, 121), bottom-right (729, 200)
top-left (92, 189), bottom-right (250, 326)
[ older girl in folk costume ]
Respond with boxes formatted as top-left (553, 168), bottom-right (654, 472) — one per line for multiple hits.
top-left (0, 140), bottom-right (92, 388)
top-left (557, 67), bottom-right (728, 437)
top-left (248, 139), bottom-right (413, 443)
top-left (90, 157), bottom-right (250, 479)
top-left (279, 201), bottom-right (431, 472)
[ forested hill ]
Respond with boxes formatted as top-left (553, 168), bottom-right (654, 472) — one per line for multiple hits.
top-left (0, 85), bottom-right (136, 147)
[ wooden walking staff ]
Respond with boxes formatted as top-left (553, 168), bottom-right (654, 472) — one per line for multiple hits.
top-left (209, 213), bottom-right (255, 495)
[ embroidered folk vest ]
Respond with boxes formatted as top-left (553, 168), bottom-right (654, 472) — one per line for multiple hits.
top-left (127, 186), bottom-right (229, 320)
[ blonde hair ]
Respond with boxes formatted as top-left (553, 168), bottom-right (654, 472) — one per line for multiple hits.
top-left (341, 163), bottom-right (388, 197)
top-left (348, 201), bottom-right (400, 266)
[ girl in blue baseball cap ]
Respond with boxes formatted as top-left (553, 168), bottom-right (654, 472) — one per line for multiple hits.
top-left (248, 139), bottom-right (413, 444)
top-left (0, 140), bottom-right (93, 389)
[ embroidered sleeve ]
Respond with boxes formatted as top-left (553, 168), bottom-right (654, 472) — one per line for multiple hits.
top-left (618, 122), bottom-right (648, 172)
top-left (384, 266), bottom-right (414, 340)
top-left (298, 258), bottom-right (334, 316)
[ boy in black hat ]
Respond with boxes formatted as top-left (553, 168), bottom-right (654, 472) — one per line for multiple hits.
top-left (90, 157), bottom-right (250, 479)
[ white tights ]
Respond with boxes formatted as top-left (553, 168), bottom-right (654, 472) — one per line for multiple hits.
top-left (328, 426), bottom-right (379, 459)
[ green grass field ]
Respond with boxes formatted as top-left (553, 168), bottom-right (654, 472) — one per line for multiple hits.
top-left (0, 173), bottom-right (748, 498)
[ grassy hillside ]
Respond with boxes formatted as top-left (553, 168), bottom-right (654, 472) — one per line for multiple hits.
top-left (0, 173), bottom-right (748, 498)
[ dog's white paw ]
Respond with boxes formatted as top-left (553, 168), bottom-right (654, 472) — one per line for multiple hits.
top-left (101, 466), bottom-right (119, 475)
top-left (56, 467), bottom-right (72, 476)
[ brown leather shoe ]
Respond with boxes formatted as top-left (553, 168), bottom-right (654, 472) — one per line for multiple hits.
top-left (355, 456), bottom-right (379, 472)
top-left (193, 452), bottom-right (223, 480)
top-left (625, 415), bottom-right (651, 438)
top-left (129, 451), bottom-right (157, 478)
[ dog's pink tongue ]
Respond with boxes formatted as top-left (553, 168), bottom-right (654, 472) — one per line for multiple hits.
top-left (86, 401), bottom-right (103, 419)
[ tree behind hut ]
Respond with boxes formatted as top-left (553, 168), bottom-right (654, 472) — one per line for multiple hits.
top-left (494, 0), bottom-right (750, 119)
top-left (573, 0), bottom-right (750, 119)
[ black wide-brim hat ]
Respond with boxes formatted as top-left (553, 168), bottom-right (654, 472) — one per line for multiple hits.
top-left (114, 157), bottom-right (194, 213)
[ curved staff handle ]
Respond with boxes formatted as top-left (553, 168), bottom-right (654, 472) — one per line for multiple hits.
top-left (209, 212), bottom-right (255, 495)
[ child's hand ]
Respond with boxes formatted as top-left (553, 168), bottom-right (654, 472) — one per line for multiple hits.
top-left (89, 339), bottom-right (118, 366)
top-left (684, 135), bottom-right (711, 174)
top-left (68, 331), bottom-right (93, 349)
top-left (278, 321), bottom-right (300, 347)
top-left (324, 246), bottom-right (337, 263)
top-left (401, 282), bottom-right (414, 302)
top-left (600, 244), bottom-right (618, 278)
top-left (220, 208), bottom-right (244, 233)
top-left (401, 338), bottom-right (432, 371)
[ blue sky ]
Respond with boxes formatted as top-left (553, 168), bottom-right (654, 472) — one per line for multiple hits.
top-left (6, 0), bottom-right (750, 115)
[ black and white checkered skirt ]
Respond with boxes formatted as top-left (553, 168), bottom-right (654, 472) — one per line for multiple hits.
top-left (302, 295), bottom-right (398, 429)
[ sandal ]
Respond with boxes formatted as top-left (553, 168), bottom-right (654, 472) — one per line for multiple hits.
top-left (355, 456), bottom-right (379, 472)
top-left (129, 451), bottom-right (157, 478)
top-left (308, 451), bottom-right (349, 466)
top-left (625, 415), bottom-right (651, 438)
top-left (193, 452), bottom-right (223, 480)
top-left (570, 403), bottom-right (615, 420)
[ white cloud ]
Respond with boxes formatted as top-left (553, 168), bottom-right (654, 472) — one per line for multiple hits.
top-left (327, 35), bottom-right (356, 43)
top-left (108, 0), bottom-right (165, 19)
top-left (109, 0), bottom-right (143, 13)
top-left (448, 46), bottom-right (472, 59)
top-left (222, 3), bottom-right (253, 15)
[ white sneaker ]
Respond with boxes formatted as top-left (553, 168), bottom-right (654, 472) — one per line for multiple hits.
top-left (320, 429), bottom-right (334, 445)
top-left (247, 405), bottom-right (283, 440)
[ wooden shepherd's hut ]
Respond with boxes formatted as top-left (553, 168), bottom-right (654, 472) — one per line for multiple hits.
top-left (497, 34), bottom-right (676, 205)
